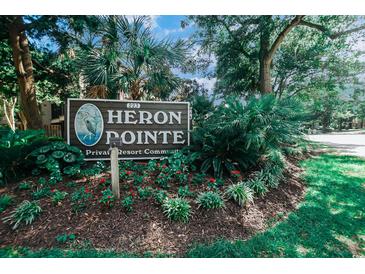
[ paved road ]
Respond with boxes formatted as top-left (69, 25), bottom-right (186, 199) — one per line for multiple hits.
top-left (307, 131), bottom-right (365, 158)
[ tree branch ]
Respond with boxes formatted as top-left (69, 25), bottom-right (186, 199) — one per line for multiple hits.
top-left (267, 15), bottom-right (305, 61)
top-left (299, 20), bottom-right (365, 39)
top-left (213, 17), bottom-right (256, 60)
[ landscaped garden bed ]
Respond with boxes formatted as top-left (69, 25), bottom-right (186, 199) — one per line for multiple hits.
top-left (0, 94), bottom-right (311, 256)
top-left (0, 153), bottom-right (307, 255)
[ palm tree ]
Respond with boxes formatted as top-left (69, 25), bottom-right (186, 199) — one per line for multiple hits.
top-left (78, 16), bottom-right (188, 100)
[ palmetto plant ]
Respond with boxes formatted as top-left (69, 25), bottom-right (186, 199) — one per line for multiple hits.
top-left (77, 16), bottom-right (187, 100)
top-left (191, 94), bottom-right (305, 177)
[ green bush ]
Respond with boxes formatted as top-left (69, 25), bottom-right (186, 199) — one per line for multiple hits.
top-left (191, 94), bottom-right (305, 177)
top-left (162, 197), bottom-right (191, 223)
top-left (178, 185), bottom-right (194, 197)
top-left (32, 187), bottom-right (51, 200)
top-left (153, 189), bottom-right (168, 204)
top-left (71, 187), bottom-right (92, 213)
top-left (99, 188), bottom-right (115, 208)
top-left (0, 194), bottom-right (13, 213)
top-left (29, 141), bottom-right (85, 176)
top-left (0, 128), bottom-right (49, 184)
top-left (56, 233), bottom-right (76, 244)
top-left (51, 190), bottom-right (68, 205)
top-left (225, 182), bottom-right (254, 207)
top-left (196, 191), bottom-right (225, 209)
top-left (2, 200), bottom-right (42, 230)
top-left (121, 195), bottom-right (134, 212)
top-left (248, 177), bottom-right (268, 196)
top-left (19, 182), bottom-right (31, 190)
top-left (137, 186), bottom-right (153, 200)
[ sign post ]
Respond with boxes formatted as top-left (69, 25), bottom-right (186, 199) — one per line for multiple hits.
top-left (110, 144), bottom-right (120, 199)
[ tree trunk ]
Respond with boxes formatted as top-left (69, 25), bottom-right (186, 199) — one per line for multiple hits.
top-left (259, 17), bottom-right (273, 94)
top-left (8, 16), bottom-right (42, 129)
top-left (259, 58), bottom-right (272, 93)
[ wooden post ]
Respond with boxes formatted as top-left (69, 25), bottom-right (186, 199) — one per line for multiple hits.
top-left (110, 145), bottom-right (120, 199)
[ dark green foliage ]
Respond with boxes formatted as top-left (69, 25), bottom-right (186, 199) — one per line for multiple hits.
top-left (225, 182), bottom-right (254, 207)
top-left (162, 197), bottom-right (191, 223)
top-left (192, 95), bottom-right (304, 177)
top-left (177, 185), bottom-right (194, 198)
top-left (191, 94), bottom-right (214, 126)
top-left (80, 161), bottom-right (106, 177)
top-left (29, 142), bottom-right (84, 177)
top-left (196, 191), bottom-right (225, 209)
top-left (137, 186), bottom-right (153, 200)
top-left (2, 200), bottom-right (42, 230)
top-left (153, 189), bottom-right (168, 204)
top-left (70, 187), bottom-right (92, 213)
top-left (99, 188), bottom-right (115, 208)
top-left (32, 187), bottom-right (52, 200)
top-left (0, 194), bottom-right (13, 213)
top-left (0, 128), bottom-right (48, 184)
top-left (18, 182), bottom-right (31, 191)
top-left (192, 173), bottom-right (206, 185)
top-left (247, 177), bottom-right (268, 197)
top-left (121, 195), bottom-right (134, 212)
top-left (51, 190), bottom-right (68, 205)
top-left (56, 233), bottom-right (76, 244)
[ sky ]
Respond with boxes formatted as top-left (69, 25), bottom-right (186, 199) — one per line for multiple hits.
top-left (147, 16), bottom-right (217, 93)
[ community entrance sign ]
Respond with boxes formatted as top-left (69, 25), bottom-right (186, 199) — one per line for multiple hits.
top-left (66, 99), bottom-right (191, 160)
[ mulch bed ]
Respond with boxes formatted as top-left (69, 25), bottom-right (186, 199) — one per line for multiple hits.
top-left (0, 157), bottom-right (307, 256)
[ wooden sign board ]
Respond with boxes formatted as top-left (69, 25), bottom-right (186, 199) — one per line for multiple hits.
top-left (65, 99), bottom-right (190, 160)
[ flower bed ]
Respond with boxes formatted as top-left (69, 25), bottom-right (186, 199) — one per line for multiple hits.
top-left (0, 151), bottom-right (307, 255)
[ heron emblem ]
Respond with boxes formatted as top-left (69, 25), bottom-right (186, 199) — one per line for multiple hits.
top-left (74, 103), bottom-right (104, 146)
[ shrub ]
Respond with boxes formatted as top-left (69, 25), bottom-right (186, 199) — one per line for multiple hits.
top-left (19, 182), bottom-right (31, 190)
top-left (137, 186), bottom-right (153, 200)
top-left (0, 194), bottom-right (13, 213)
top-left (192, 173), bottom-right (206, 185)
top-left (99, 188), bottom-right (115, 208)
top-left (37, 177), bottom-right (47, 186)
top-left (0, 128), bottom-right (49, 183)
top-left (156, 173), bottom-right (171, 189)
top-left (29, 142), bottom-right (84, 176)
top-left (196, 191), bottom-right (225, 209)
top-left (153, 189), bottom-right (168, 204)
top-left (162, 197), bottom-right (191, 223)
top-left (56, 233), bottom-right (76, 244)
top-left (2, 200), bottom-right (42, 230)
top-left (178, 185), bottom-right (193, 198)
top-left (51, 190), bottom-right (68, 205)
top-left (121, 195), bottom-right (134, 212)
top-left (225, 182), bottom-right (254, 207)
top-left (71, 187), bottom-right (92, 213)
top-left (248, 177), bottom-right (268, 196)
top-left (191, 95), bottom-right (305, 177)
top-left (32, 187), bottom-right (52, 200)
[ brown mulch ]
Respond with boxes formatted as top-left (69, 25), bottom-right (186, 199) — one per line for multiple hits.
top-left (0, 157), bottom-right (307, 256)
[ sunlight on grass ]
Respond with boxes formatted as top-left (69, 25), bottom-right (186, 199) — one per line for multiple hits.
top-left (187, 153), bottom-right (365, 258)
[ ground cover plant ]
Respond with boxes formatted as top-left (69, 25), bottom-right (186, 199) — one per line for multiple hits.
top-left (187, 154), bottom-right (365, 258)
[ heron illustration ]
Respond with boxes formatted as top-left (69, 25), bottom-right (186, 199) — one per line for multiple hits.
top-left (78, 109), bottom-right (100, 142)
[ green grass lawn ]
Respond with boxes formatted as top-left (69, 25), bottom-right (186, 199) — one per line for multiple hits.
top-left (187, 153), bottom-right (365, 257)
top-left (1, 153), bottom-right (364, 258)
